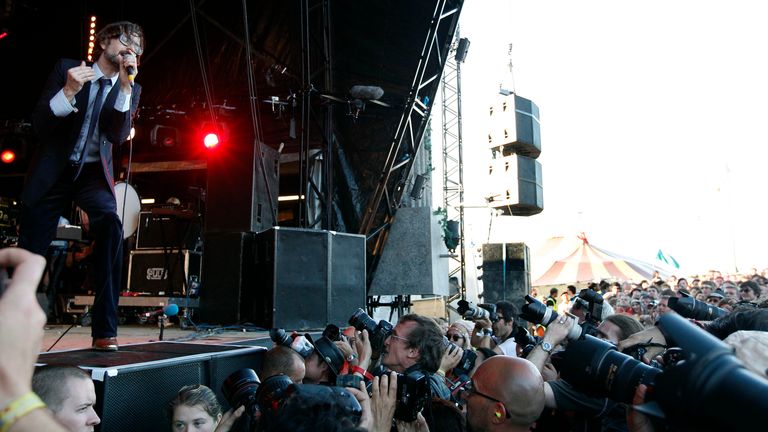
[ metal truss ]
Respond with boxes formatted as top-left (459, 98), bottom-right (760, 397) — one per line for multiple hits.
top-left (441, 31), bottom-right (467, 300)
top-left (299, 0), bottom-right (334, 230)
top-left (359, 0), bottom-right (463, 287)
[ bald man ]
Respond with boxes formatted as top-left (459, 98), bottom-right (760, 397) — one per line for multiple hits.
top-left (463, 356), bottom-right (545, 432)
top-left (260, 346), bottom-right (306, 384)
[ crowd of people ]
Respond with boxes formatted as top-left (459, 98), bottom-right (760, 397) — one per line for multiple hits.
top-left (2, 243), bottom-right (767, 431)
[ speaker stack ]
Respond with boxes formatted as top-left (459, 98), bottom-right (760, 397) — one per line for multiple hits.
top-left (486, 94), bottom-right (543, 216)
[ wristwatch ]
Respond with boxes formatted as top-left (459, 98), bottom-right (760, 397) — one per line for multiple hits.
top-left (540, 341), bottom-right (553, 354)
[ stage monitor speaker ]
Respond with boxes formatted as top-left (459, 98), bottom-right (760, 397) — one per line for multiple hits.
top-left (205, 141), bottom-right (279, 234)
top-left (481, 242), bottom-right (530, 312)
top-left (487, 154), bottom-right (543, 216)
top-left (199, 231), bottom-right (256, 324)
top-left (252, 227), bottom-right (366, 329)
top-left (487, 94), bottom-right (541, 158)
top-left (36, 342), bottom-right (265, 432)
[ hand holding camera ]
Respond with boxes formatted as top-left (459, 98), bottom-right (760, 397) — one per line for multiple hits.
top-left (439, 343), bottom-right (463, 375)
top-left (370, 371), bottom-right (398, 432)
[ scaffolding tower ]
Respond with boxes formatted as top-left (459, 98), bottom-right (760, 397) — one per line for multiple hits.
top-left (441, 32), bottom-right (469, 300)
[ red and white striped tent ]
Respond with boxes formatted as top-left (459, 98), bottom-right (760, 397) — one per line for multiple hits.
top-left (533, 234), bottom-right (668, 286)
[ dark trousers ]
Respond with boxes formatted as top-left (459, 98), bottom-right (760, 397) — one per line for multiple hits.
top-left (19, 162), bottom-right (123, 338)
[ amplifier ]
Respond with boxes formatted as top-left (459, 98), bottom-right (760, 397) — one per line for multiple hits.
top-left (127, 249), bottom-right (201, 296)
top-left (136, 211), bottom-right (201, 250)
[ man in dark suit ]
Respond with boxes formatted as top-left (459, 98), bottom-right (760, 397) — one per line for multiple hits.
top-left (19, 21), bottom-right (144, 351)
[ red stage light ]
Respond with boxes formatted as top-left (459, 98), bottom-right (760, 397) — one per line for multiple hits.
top-left (1, 150), bottom-right (15, 163)
top-left (203, 133), bottom-right (219, 149)
top-left (0, 32), bottom-right (8, 40)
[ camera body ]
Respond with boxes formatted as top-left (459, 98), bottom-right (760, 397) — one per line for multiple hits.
top-left (348, 308), bottom-right (393, 357)
top-left (269, 328), bottom-right (314, 359)
top-left (442, 336), bottom-right (478, 377)
top-left (512, 326), bottom-right (539, 358)
top-left (389, 369), bottom-right (430, 422)
top-left (456, 300), bottom-right (498, 321)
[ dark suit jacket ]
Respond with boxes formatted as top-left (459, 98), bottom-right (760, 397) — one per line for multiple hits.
top-left (22, 58), bottom-right (141, 206)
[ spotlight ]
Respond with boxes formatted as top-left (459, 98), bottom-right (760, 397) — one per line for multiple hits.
top-left (1, 150), bottom-right (15, 164)
top-left (203, 133), bottom-right (219, 149)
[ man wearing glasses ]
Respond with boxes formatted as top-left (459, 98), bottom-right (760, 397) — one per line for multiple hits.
top-left (463, 356), bottom-right (544, 432)
top-left (380, 314), bottom-right (451, 399)
top-left (19, 21), bottom-right (144, 351)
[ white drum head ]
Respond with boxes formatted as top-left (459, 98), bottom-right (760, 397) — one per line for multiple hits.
top-left (115, 182), bottom-right (140, 239)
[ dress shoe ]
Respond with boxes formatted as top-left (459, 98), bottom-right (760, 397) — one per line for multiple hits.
top-left (92, 337), bottom-right (118, 351)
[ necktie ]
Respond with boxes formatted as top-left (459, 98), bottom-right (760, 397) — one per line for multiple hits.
top-left (75, 77), bottom-right (111, 164)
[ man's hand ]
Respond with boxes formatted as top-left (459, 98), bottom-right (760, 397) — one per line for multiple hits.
top-left (118, 51), bottom-right (138, 93)
top-left (439, 344), bottom-right (463, 375)
top-left (542, 315), bottom-right (575, 346)
top-left (370, 371), bottom-right (398, 432)
top-left (63, 61), bottom-right (95, 100)
top-left (627, 384), bottom-right (655, 432)
top-left (346, 381), bottom-right (373, 432)
top-left (617, 327), bottom-right (667, 363)
top-left (0, 248), bottom-right (47, 407)
top-left (352, 329), bottom-right (373, 370)
top-left (395, 413), bottom-right (430, 432)
top-left (214, 405), bottom-right (245, 432)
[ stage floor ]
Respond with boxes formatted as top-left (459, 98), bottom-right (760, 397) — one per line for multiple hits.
top-left (42, 324), bottom-right (269, 352)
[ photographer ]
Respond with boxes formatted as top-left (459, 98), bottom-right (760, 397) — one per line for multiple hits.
top-left (303, 336), bottom-right (345, 386)
top-left (618, 308), bottom-right (768, 362)
top-left (528, 314), bottom-right (645, 432)
top-left (469, 301), bottom-right (519, 357)
top-left (381, 314), bottom-right (451, 400)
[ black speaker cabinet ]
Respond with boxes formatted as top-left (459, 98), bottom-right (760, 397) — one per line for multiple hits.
top-left (199, 231), bottom-right (256, 324)
top-left (481, 243), bottom-right (530, 311)
top-left (136, 211), bottom-right (201, 250)
top-left (487, 154), bottom-right (543, 216)
top-left (252, 227), bottom-right (366, 330)
top-left (127, 249), bottom-right (201, 296)
top-left (205, 141), bottom-right (279, 234)
top-left (487, 94), bottom-right (541, 158)
top-left (37, 342), bottom-right (265, 432)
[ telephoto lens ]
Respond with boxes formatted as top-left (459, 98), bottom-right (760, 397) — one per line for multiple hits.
top-left (553, 335), bottom-right (660, 405)
top-left (520, 295), bottom-right (558, 326)
top-left (269, 328), bottom-right (292, 346)
top-left (221, 368), bottom-right (261, 418)
top-left (348, 308), bottom-right (393, 358)
top-left (667, 296), bottom-right (727, 321)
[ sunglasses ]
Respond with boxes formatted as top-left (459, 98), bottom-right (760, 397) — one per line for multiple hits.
top-left (447, 333), bottom-right (464, 342)
top-left (740, 288), bottom-right (752, 293)
top-left (461, 380), bottom-right (511, 418)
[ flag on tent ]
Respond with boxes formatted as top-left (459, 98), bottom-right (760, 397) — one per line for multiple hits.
top-left (656, 249), bottom-right (680, 269)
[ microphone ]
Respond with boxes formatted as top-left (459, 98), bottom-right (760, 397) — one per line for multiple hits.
top-left (349, 85), bottom-right (384, 101)
top-left (124, 52), bottom-right (137, 84)
top-left (147, 303), bottom-right (179, 317)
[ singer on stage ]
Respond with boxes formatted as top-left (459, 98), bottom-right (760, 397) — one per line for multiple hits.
top-left (19, 21), bottom-right (144, 351)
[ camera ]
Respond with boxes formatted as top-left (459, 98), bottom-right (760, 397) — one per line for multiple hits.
top-left (442, 336), bottom-right (477, 377)
top-left (221, 369), bottom-right (293, 430)
top-left (373, 369), bottom-right (430, 422)
top-left (512, 326), bottom-right (539, 358)
top-left (269, 328), bottom-right (314, 359)
top-left (552, 313), bottom-right (768, 430)
top-left (520, 295), bottom-right (583, 340)
top-left (456, 300), bottom-right (498, 321)
top-left (348, 308), bottom-right (393, 358)
top-left (667, 295), bottom-right (727, 321)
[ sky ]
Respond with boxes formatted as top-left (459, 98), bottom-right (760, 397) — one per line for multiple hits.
top-left (432, 0), bottom-right (768, 278)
